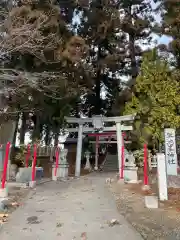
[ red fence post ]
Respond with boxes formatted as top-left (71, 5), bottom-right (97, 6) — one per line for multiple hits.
top-left (95, 136), bottom-right (99, 170)
top-left (31, 144), bottom-right (37, 181)
top-left (54, 147), bottom-right (59, 177)
top-left (25, 144), bottom-right (31, 168)
top-left (143, 143), bottom-right (149, 185)
top-left (119, 133), bottom-right (125, 180)
top-left (1, 142), bottom-right (11, 189)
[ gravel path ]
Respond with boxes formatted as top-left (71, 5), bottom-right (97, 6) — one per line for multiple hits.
top-left (0, 174), bottom-right (142, 240)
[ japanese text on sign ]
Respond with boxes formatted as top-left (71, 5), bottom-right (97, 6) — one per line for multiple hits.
top-left (164, 128), bottom-right (177, 176)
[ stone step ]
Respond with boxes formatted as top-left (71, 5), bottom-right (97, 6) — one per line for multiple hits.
top-left (102, 154), bottom-right (119, 171)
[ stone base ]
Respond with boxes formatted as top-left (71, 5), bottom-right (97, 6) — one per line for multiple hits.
top-left (142, 185), bottom-right (151, 191)
top-left (7, 182), bottom-right (29, 189)
top-left (94, 166), bottom-right (98, 171)
top-left (0, 188), bottom-right (8, 198)
top-left (29, 181), bottom-right (36, 188)
top-left (52, 175), bottom-right (58, 181)
top-left (118, 179), bottom-right (124, 184)
top-left (124, 166), bottom-right (138, 182)
top-left (52, 164), bottom-right (69, 179)
top-left (145, 196), bottom-right (158, 209)
top-left (9, 164), bottom-right (18, 180)
top-left (16, 167), bottom-right (43, 183)
top-left (84, 159), bottom-right (92, 171)
top-left (16, 167), bottom-right (32, 183)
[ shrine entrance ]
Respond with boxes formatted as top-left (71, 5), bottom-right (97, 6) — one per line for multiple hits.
top-left (65, 115), bottom-right (135, 177)
top-left (86, 131), bottom-right (132, 172)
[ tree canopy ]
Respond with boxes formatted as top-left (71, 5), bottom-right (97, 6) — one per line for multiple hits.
top-left (124, 50), bottom-right (180, 146)
top-left (0, 0), bottom-right (180, 148)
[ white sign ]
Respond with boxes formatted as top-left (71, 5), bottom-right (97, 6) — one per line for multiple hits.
top-left (164, 128), bottom-right (177, 176)
top-left (92, 115), bottom-right (104, 130)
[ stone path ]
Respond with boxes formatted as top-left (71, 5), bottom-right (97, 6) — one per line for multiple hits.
top-left (0, 174), bottom-right (142, 240)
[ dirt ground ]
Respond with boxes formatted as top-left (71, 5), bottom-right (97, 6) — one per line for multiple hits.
top-left (0, 186), bottom-right (29, 227)
top-left (109, 175), bottom-right (180, 240)
top-left (138, 168), bottom-right (180, 209)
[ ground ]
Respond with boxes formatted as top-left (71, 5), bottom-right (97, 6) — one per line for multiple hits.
top-left (0, 174), bottom-right (142, 240)
top-left (110, 180), bottom-right (180, 240)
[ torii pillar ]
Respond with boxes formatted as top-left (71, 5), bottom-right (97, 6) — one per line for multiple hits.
top-left (116, 122), bottom-right (123, 173)
top-left (75, 124), bottom-right (83, 177)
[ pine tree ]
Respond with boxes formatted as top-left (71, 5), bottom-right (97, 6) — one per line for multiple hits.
top-left (119, 0), bottom-right (154, 87)
top-left (155, 0), bottom-right (180, 68)
top-left (77, 0), bottom-right (126, 116)
top-left (0, 0), bottom-right (90, 140)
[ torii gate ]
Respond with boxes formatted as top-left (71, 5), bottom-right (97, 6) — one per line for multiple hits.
top-left (65, 114), bottom-right (135, 177)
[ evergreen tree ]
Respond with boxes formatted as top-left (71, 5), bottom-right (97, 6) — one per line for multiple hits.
top-left (124, 50), bottom-right (180, 146)
top-left (77, 0), bottom-right (126, 116)
top-left (119, 0), bottom-right (154, 87)
top-left (155, 0), bottom-right (180, 68)
top-left (0, 0), bottom-right (89, 141)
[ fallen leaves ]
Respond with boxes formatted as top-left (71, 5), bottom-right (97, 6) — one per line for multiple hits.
top-left (0, 213), bottom-right (8, 224)
top-left (27, 216), bottom-right (41, 224)
top-left (81, 232), bottom-right (87, 240)
top-left (56, 222), bottom-right (63, 228)
top-left (107, 219), bottom-right (120, 227)
top-left (11, 201), bottom-right (20, 207)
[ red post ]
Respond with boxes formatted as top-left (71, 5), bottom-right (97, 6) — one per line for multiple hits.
top-left (119, 134), bottom-right (125, 180)
top-left (31, 144), bottom-right (37, 181)
top-left (54, 147), bottom-right (59, 177)
top-left (120, 145), bottom-right (125, 179)
top-left (143, 143), bottom-right (149, 185)
top-left (25, 144), bottom-right (31, 168)
top-left (1, 142), bottom-right (11, 189)
top-left (95, 136), bottom-right (99, 169)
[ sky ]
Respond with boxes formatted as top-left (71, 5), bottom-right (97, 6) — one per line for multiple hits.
top-left (72, 1), bottom-right (172, 48)
top-left (151, 0), bottom-right (172, 46)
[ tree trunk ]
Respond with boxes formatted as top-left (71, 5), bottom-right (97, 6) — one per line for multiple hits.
top-left (10, 113), bottom-right (20, 162)
top-left (19, 112), bottom-right (26, 145)
top-left (95, 69), bottom-right (101, 115)
top-left (54, 132), bottom-right (59, 146)
top-left (128, 33), bottom-right (138, 88)
top-left (12, 113), bottom-right (19, 147)
top-left (94, 45), bottom-right (102, 115)
top-left (45, 125), bottom-right (50, 145)
top-left (32, 114), bottom-right (41, 141)
top-left (126, 5), bottom-right (138, 88)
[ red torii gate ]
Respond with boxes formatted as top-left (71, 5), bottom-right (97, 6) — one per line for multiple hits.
top-left (87, 132), bottom-right (126, 172)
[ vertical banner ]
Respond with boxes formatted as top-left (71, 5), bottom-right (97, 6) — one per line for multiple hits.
top-left (164, 128), bottom-right (177, 176)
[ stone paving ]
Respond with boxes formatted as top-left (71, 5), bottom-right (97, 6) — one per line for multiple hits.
top-left (0, 174), bottom-right (142, 240)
